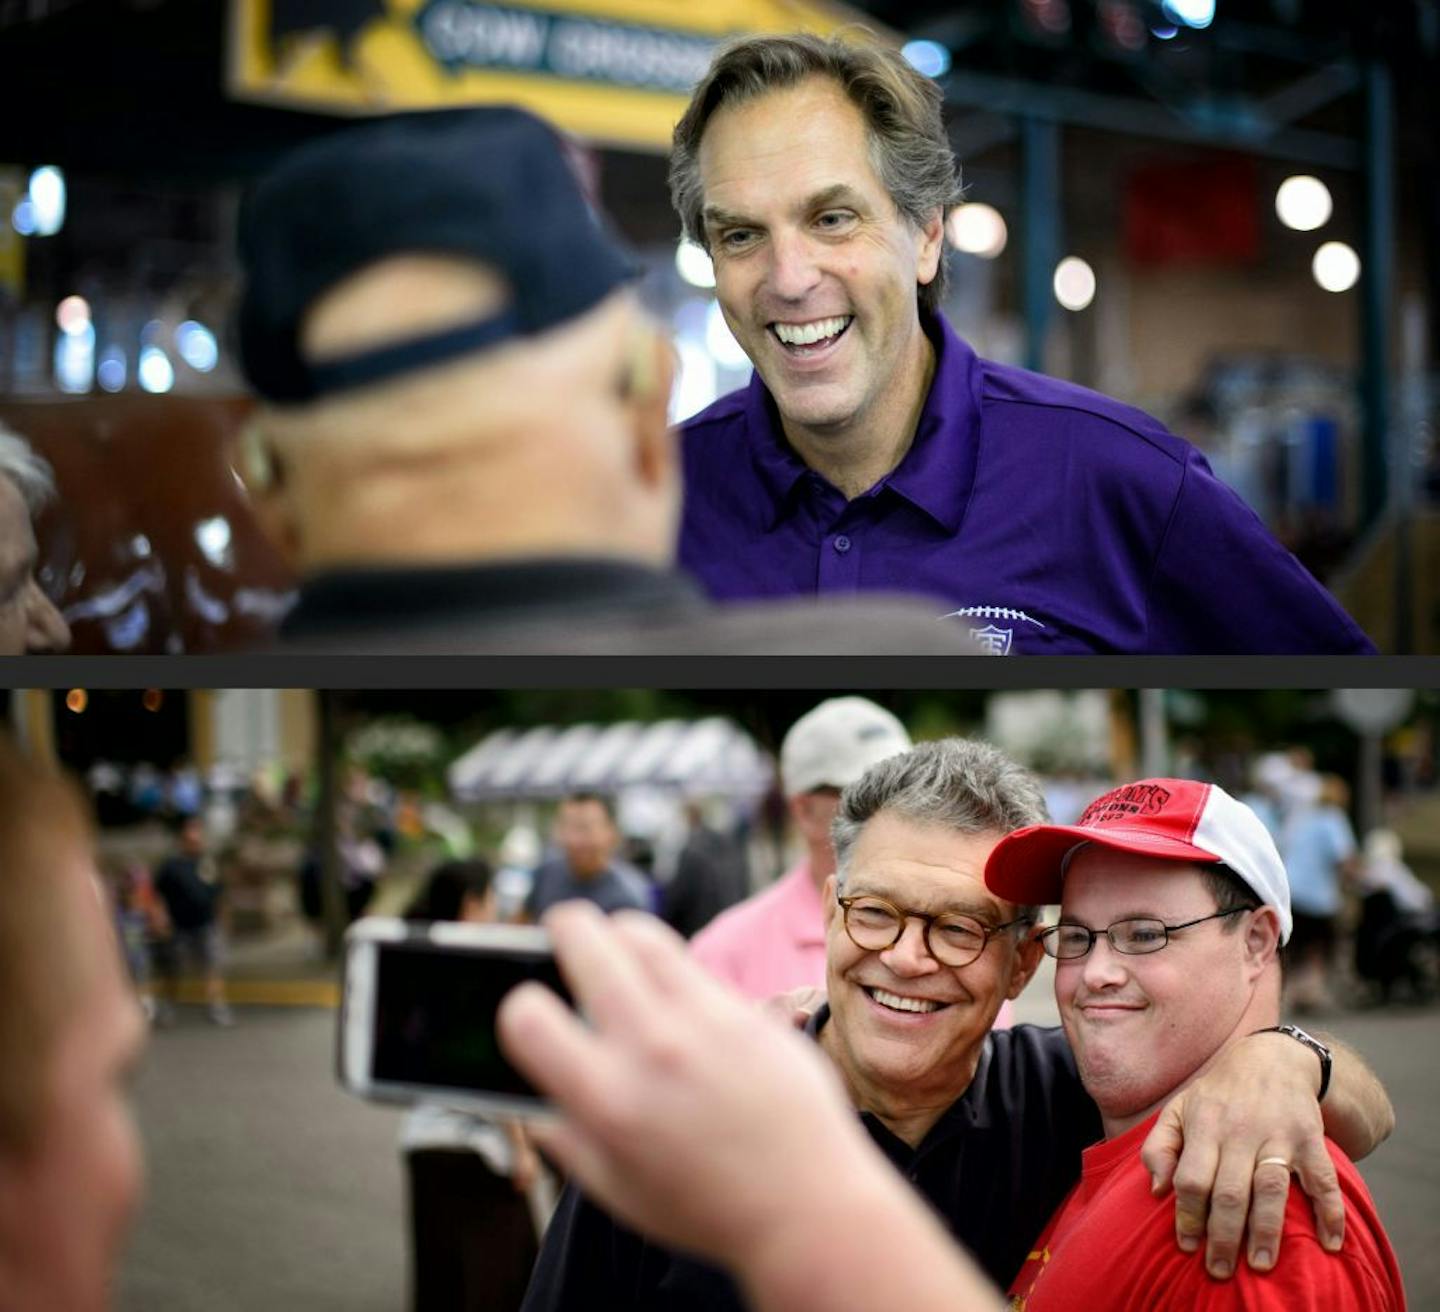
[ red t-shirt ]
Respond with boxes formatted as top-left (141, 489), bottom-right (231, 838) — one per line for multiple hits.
top-left (1009, 1112), bottom-right (1405, 1311)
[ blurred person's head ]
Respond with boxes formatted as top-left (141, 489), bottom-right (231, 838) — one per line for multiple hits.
top-left (1318, 773), bottom-right (1350, 810)
top-left (987, 779), bottom-right (1288, 1135)
top-left (1249, 750), bottom-right (1293, 799)
top-left (0, 737), bottom-right (147, 1310)
top-left (1363, 828), bottom-right (1403, 866)
top-left (236, 107), bottom-right (677, 578)
top-left (668, 34), bottom-right (957, 449)
top-left (780, 696), bottom-right (911, 881)
top-left (555, 794), bottom-right (620, 881)
top-left (0, 424), bottom-right (71, 654)
top-left (818, 739), bottom-right (1046, 1137)
top-left (176, 815), bottom-right (206, 856)
top-left (404, 858), bottom-right (496, 924)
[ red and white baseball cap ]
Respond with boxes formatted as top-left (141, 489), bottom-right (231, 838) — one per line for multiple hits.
top-left (985, 778), bottom-right (1292, 943)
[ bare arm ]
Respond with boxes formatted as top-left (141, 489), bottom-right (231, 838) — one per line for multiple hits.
top-left (499, 903), bottom-right (1001, 1312)
top-left (1141, 1028), bottom-right (1393, 1282)
top-left (1314, 1031), bottom-right (1394, 1159)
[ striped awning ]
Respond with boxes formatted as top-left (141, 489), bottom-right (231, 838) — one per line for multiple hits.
top-left (447, 717), bottom-right (772, 800)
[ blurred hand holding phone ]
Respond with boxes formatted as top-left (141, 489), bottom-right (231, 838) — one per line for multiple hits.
top-left (338, 917), bottom-right (571, 1118)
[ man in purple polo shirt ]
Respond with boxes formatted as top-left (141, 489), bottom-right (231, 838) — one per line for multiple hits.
top-left (668, 33), bottom-right (1374, 654)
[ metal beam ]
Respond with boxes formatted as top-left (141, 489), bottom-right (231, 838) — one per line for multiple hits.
top-left (1256, 61), bottom-right (1362, 128)
top-left (1359, 59), bottom-right (1404, 647)
top-left (1021, 115), bottom-right (1060, 375)
top-left (941, 67), bottom-right (1360, 169)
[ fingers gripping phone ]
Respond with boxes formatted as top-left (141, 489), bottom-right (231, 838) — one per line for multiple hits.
top-left (338, 917), bottom-right (570, 1118)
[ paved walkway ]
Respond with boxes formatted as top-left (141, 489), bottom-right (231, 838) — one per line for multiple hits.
top-left (116, 976), bottom-right (1438, 1310)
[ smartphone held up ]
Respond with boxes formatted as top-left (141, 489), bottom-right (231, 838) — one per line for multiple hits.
top-left (338, 918), bottom-right (572, 1118)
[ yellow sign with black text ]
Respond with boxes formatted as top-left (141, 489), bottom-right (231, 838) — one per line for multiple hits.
top-left (227, 0), bottom-right (889, 151)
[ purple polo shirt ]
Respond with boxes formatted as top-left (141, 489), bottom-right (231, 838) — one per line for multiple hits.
top-left (678, 314), bottom-right (1374, 654)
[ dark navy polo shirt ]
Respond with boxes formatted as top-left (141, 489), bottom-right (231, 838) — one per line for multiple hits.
top-left (520, 1020), bottom-right (1102, 1310)
top-left (678, 315), bottom-right (1375, 654)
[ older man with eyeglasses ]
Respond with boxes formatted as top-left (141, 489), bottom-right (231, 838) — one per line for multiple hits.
top-left (523, 743), bottom-right (1395, 1311)
top-left (988, 779), bottom-right (1404, 1310)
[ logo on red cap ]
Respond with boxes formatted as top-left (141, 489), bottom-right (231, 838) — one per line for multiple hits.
top-left (1077, 783), bottom-right (1175, 827)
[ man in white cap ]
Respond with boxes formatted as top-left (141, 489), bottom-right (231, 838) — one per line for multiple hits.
top-left (987, 778), bottom-right (1404, 1310)
top-left (689, 697), bottom-right (910, 998)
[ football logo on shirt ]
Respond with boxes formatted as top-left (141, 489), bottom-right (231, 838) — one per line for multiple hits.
top-left (941, 606), bottom-right (1045, 655)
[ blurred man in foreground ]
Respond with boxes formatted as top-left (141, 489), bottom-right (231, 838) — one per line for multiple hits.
top-left (988, 778), bottom-right (1402, 1308)
top-left (521, 741), bottom-right (1391, 1310)
top-left (0, 423), bottom-right (71, 653)
top-left (235, 107), bottom-right (977, 654)
top-left (0, 737), bottom-right (146, 1309)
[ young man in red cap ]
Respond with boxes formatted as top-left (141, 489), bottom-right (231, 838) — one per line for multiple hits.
top-left (986, 779), bottom-right (1405, 1310)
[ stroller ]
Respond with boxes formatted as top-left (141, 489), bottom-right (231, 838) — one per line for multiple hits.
top-left (1353, 888), bottom-right (1438, 1005)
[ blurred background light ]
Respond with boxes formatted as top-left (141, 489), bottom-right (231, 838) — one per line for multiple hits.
top-left (669, 338), bottom-right (717, 424)
top-left (902, 40), bottom-right (951, 79)
top-left (54, 321), bottom-right (95, 393)
top-left (138, 345), bottom-right (175, 394)
top-left (1312, 241), bottom-right (1360, 293)
top-left (1053, 255), bottom-right (1097, 311)
top-left (704, 300), bottom-right (749, 369)
top-left (97, 346), bottom-right (127, 393)
top-left (56, 295), bottom-right (91, 335)
top-left (10, 198), bottom-right (36, 236)
top-left (675, 240), bottom-right (715, 289)
top-left (1023, 0), bottom-right (1073, 35)
top-left (1162, 0), bottom-right (1216, 28)
top-left (947, 203), bottom-right (1008, 258)
top-left (175, 320), bottom-right (219, 372)
top-left (27, 166), bottom-right (66, 236)
top-left (1275, 175), bottom-right (1332, 232)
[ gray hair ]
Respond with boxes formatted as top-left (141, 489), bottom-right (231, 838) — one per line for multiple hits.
top-left (0, 424), bottom-right (57, 517)
top-left (832, 738), bottom-right (1048, 918)
top-left (669, 31), bottom-right (962, 315)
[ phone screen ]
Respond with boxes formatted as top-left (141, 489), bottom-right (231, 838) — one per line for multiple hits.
top-left (371, 942), bottom-right (569, 1099)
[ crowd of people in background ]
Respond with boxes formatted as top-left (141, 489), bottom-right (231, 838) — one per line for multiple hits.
top-left (79, 720), bottom-right (1437, 1055)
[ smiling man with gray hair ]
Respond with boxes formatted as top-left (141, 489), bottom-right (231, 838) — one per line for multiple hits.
top-left (0, 423), bottom-right (70, 654)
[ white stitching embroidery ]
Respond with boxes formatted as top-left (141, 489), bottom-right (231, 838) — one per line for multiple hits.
top-left (941, 606), bottom-right (1046, 629)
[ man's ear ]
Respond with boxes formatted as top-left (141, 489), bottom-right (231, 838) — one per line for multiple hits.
top-left (1006, 929), bottom-right (1045, 1001)
top-left (1243, 905), bottom-right (1283, 977)
top-left (628, 330), bottom-right (677, 494)
top-left (915, 207), bottom-right (945, 288)
top-left (821, 874), bottom-right (839, 930)
top-left (238, 427), bottom-right (304, 569)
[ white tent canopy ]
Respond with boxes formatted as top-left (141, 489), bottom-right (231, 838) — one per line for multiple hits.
top-left (447, 717), bottom-right (773, 802)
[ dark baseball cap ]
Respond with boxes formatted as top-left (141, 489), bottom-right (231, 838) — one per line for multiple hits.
top-left (236, 106), bottom-right (636, 404)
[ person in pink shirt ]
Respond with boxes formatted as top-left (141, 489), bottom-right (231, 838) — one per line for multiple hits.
top-left (690, 696), bottom-right (911, 999)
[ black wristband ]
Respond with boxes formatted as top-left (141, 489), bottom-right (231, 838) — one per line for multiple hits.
top-left (1251, 1024), bottom-right (1332, 1102)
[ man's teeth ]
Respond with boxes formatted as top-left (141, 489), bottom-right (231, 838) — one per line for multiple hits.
top-left (773, 316), bottom-right (851, 346)
top-left (869, 988), bottom-right (942, 1014)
